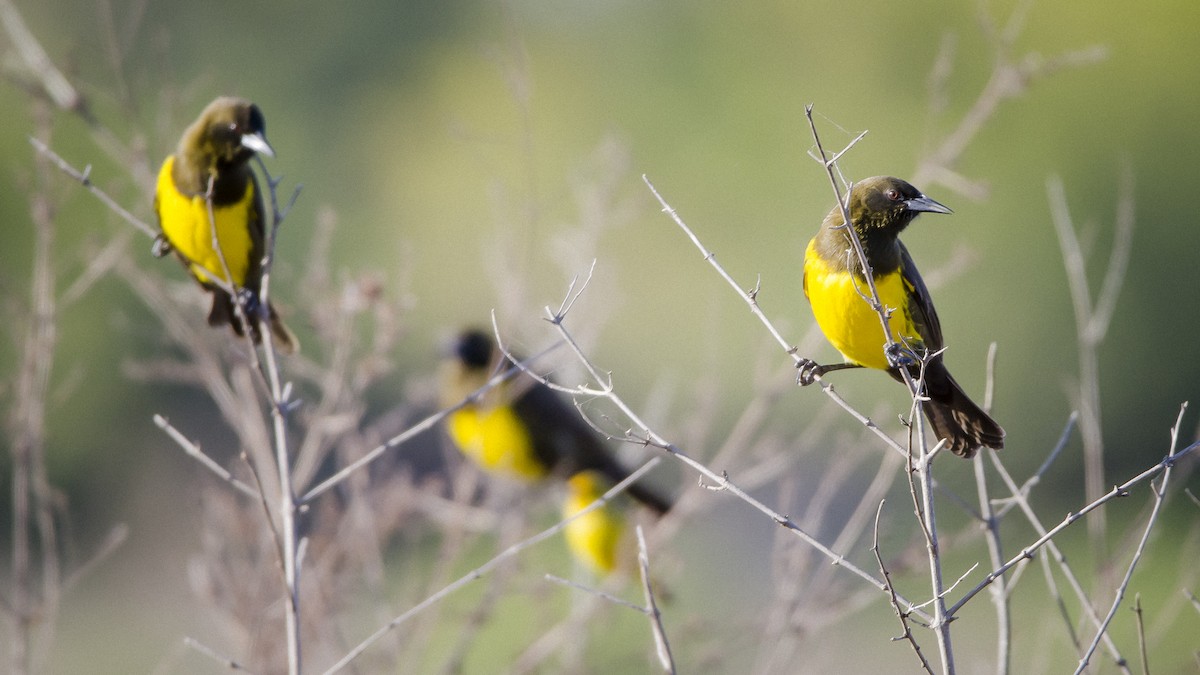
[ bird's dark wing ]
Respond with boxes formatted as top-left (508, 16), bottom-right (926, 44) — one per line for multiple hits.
top-left (508, 382), bottom-right (569, 474)
top-left (244, 171), bottom-right (267, 296)
top-left (513, 382), bottom-right (672, 514)
top-left (899, 241), bottom-right (944, 350)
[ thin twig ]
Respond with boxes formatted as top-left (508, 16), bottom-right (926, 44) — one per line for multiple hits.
top-left (323, 458), bottom-right (663, 674)
top-left (805, 106), bottom-right (900, 365)
top-left (985, 446), bottom-right (1130, 669)
top-left (872, 500), bottom-right (935, 674)
top-left (495, 309), bottom-right (934, 625)
top-left (1038, 546), bottom-right (1080, 650)
top-left (949, 439), bottom-right (1200, 618)
top-left (808, 107), bottom-right (953, 668)
top-left (0, 0), bottom-right (83, 113)
top-left (976, 346), bottom-right (1010, 675)
top-left (1074, 404), bottom-right (1185, 674)
top-left (153, 415), bottom-right (259, 498)
top-left (637, 526), bottom-right (675, 674)
top-left (183, 637), bottom-right (255, 673)
top-left (993, 412), bottom-right (1078, 519)
top-left (298, 342), bottom-right (562, 504)
top-left (1132, 594), bottom-right (1149, 675)
top-left (253, 166), bottom-right (302, 675)
top-left (27, 137), bottom-right (156, 238)
top-left (9, 109), bottom-right (64, 675)
top-left (543, 575), bottom-right (647, 614)
top-left (1048, 171), bottom-right (1137, 572)
top-left (1186, 589), bottom-right (1200, 615)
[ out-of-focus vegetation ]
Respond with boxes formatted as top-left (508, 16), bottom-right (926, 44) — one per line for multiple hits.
top-left (2, 0), bottom-right (1198, 672)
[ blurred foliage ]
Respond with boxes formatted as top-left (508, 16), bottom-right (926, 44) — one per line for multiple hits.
top-left (2, 0), bottom-right (1199, 672)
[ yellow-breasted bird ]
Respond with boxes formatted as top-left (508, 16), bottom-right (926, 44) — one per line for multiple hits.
top-left (440, 329), bottom-right (671, 571)
top-left (440, 329), bottom-right (672, 511)
top-left (800, 176), bottom-right (1004, 457)
top-left (153, 96), bottom-right (298, 352)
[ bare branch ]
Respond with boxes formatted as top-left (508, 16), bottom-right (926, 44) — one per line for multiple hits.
top-left (502, 306), bottom-right (934, 625)
top-left (324, 459), bottom-right (663, 673)
top-left (950, 439), bottom-right (1200, 619)
top-left (299, 342), bottom-right (562, 504)
top-left (184, 637), bottom-right (256, 673)
top-left (27, 137), bottom-right (156, 239)
top-left (637, 526), bottom-right (675, 674)
top-left (1132, 594), bottom-right (1149, 675)
top-left (1075, 404), bottom-right (1186, 673)
top-left (872, 500), bottom-right (935, 674)
top-left (153, 415), bottom-right (259, 498)
top-left (543, 575), bottom-right (647, 614)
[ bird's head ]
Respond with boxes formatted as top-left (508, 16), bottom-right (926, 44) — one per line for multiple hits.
top-left (439, 328), bottom-right (504, 407)
top-left (191, 96), bottom-right (275, 165)
top-left (843, 176), bottom-right (951, 235)
top-left (453, 329), bottom-right (497, 373)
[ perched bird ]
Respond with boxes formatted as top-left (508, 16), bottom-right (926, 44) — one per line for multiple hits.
top-left (440, 329), bottom-right (672, 510)
top-left (153, 96), bottom-right (298, 352)
top-left (800, 176), bottom-right (1004, 457)
top-left (440, 329), bottom-right (671, 571)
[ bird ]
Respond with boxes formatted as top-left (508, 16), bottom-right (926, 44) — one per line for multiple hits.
top-left (153, 96), bottom-right (298, 353)
top-left (800, 176), bottom-right (1004, 457)
top-left (439, 329), bottom-right (671, 572)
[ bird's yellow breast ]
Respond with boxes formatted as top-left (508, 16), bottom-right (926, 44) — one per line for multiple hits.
top-left (155, 156), bottom-right (256, 287)
top-left (446, 405), bottom-right (548, 481)
top-left (803, 238), bottom-right (921, 371)
top-left (562, 472), bottom-right (623, 575)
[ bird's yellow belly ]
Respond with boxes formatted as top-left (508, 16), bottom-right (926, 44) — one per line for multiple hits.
top-left (804, 244), bottom-right (920, 371)
top-left (156, 157), bottom-right (255, 287)
top-left (446, 406), bottom-right (548, 480)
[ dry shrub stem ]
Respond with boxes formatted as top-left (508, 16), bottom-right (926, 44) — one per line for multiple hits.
top-left (1048, 170), bottom-right (1136, 569)
top-left (636, 526), bottom-right (676, 674)
top-left (492, 291), bottom-right (934, 623)
top-left (323, 458), bottom-right (663, 674)
top-left (1073, 404), bottom-right (1185, 674)
top-left (872, 500), bottom-right (935, 674)
top-left (9, 103), bottom-right (62, 675)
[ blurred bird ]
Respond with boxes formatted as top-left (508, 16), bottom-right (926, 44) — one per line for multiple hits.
top-left (800, 176), bottom-right (1004, 457)
top-left (153, 96), bottom-right (298, 352)
top-left (439, 329), bottom-right (671, 572)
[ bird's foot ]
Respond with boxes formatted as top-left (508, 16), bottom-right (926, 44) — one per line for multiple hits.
top-left (885, 343), bottom-right (918, 370)
top-left (236, 288), bottom-right (264, 319)
top-left (151, 234), bottom-right (172, 258)
top-left (796, 359), bottom-right (825, 386)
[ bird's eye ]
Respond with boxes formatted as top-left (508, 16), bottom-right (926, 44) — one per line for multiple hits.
top-left (884, 188), bottom-right (901, 201)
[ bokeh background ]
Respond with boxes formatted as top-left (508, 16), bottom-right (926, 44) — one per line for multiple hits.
top-left (2, 0), bottom-right (1198, 672)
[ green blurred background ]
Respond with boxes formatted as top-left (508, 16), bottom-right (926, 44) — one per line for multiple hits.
top-left (2, 0), bottom-right (1199, 671)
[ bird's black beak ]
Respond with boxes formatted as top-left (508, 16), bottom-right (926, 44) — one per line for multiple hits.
top-left (241, 131), bottom-right (275, 158)
top-left (904, 194), bottom-right (952, 215)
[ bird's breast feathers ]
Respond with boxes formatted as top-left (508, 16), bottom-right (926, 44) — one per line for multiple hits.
top-left (803, 238), bottom-right (922, 370)
top-left (155, 156), bottom-right (257, 287)
top-left (447, 405), bottom-right (547, 480)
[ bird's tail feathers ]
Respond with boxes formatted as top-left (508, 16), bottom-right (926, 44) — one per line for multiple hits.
top-left (625, 481), bottom-right (673, 516)
top-left (206, 291), bottom-right (300, 354)
top-left (922, 373), bottom-right (1004, 458)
